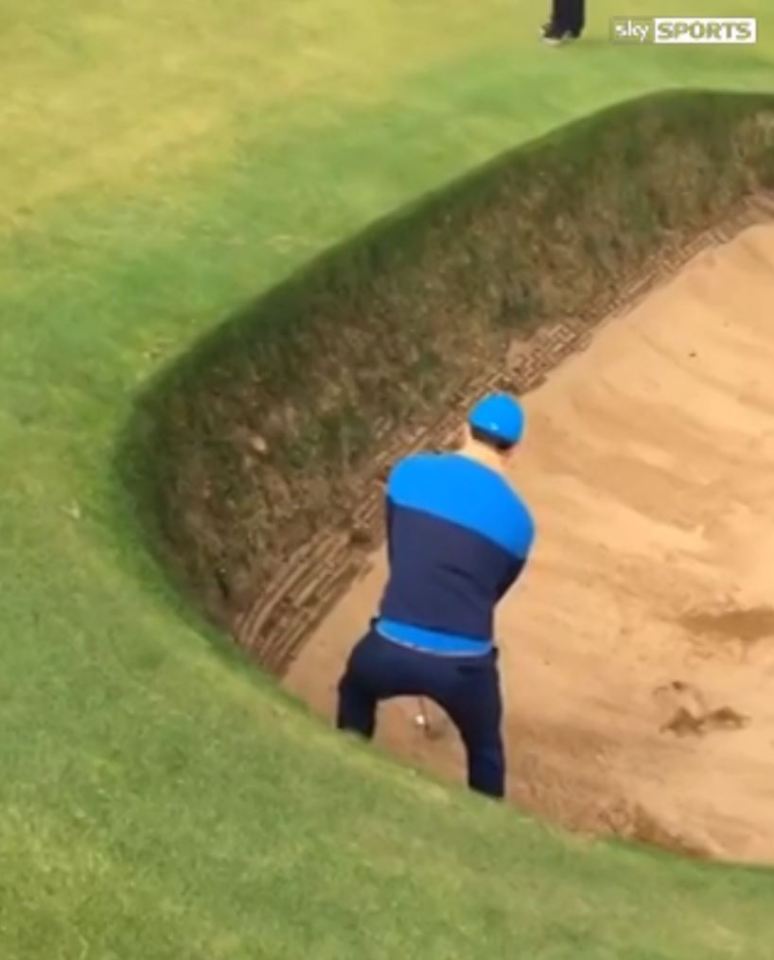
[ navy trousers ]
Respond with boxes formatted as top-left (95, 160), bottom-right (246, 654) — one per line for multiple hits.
top-left (336, 629), bottom-right (505, 798)
top-left (549, 0), bottom-right (585, 35)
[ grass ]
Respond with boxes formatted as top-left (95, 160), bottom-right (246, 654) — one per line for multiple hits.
top-left (1, 0), bottom-right (774, 957)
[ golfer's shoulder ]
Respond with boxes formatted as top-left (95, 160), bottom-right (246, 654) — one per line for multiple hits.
top-left (387, 451), bottom-right (441, 489)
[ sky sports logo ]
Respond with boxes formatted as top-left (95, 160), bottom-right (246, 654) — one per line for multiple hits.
top-left (611, 17), bottom-right (757, 44)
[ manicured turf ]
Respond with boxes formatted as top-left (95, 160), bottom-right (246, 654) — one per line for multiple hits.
top-left (2, 1), bottom-right (774, 957)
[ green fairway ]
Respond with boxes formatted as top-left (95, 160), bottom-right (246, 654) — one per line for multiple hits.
top-left (2, 1), bottom-right (774, 957)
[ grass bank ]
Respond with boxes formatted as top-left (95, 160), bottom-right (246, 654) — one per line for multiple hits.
top-left (126, 91), bottom-right (774, 651)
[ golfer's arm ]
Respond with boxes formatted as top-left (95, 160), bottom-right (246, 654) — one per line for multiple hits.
top-left (498, 521), bottom-right (535, 599)
top-left (497, 553), bottom-right (528, 600)
top-left (385, 496), bottom-right (395, 564)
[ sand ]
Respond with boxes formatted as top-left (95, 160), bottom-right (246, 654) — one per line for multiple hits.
top-left (284, 222), bottom-right (774, 864)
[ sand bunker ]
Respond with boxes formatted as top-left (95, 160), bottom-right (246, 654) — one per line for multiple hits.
top-left (285, 222), bottom-right (774, 864)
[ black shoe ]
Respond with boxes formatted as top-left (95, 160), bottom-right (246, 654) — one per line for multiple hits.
top-left (540, 22), bottom-right (579, 44)
top-left (541, 29), bottom-right (573, 45)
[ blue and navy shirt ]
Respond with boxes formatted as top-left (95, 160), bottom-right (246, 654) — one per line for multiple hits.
top-left (375, 452), bottom-right (535, 656)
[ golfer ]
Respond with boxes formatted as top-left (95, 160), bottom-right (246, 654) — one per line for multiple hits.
top-left (336, 393), bottom-right (535, 799)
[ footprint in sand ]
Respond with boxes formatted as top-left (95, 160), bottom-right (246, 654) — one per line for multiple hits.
top-left (652, 680), bottom-right (749, 737)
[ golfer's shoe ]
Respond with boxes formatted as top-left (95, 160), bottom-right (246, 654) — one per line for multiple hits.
top-left (540, 24), bottom-right (581, 44)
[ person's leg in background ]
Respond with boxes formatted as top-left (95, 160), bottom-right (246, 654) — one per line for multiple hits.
top-left (542, 0), bottom-right (586, 42)
top-left (439, 652), bottom-right (506, 798)
top-left (567, 0), bottom-right (586, 37)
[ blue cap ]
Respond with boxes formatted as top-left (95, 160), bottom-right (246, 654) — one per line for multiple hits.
top-left (468, 393), bottom-right (524, 445)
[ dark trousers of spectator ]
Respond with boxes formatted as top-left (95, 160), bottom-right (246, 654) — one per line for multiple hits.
top-left (549, 0), bottom-right (586, 36)
top-left (337, 628), bottom-right (505, 798)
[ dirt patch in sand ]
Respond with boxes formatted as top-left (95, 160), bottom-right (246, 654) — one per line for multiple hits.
top-left (285, 221), bottom-right (774, 865)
